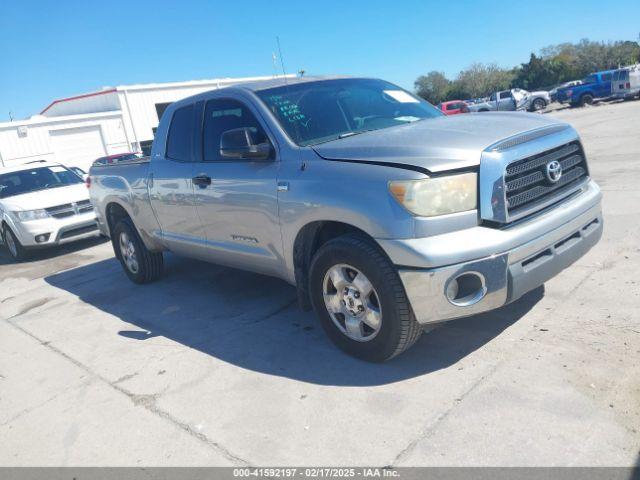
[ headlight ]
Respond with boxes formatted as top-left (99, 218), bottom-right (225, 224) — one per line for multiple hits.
top-left (389, 173), bottom-right (477, 217)
top-left (14, 209), bottom-right (50, 221)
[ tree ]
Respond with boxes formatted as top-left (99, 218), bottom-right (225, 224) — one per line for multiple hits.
top-left (511, 53), bottom-right (576, 90)
top-left (414, 71), bottom-right (451, 104)
top-left (454, 63), bottom-right (515, 98)
top-left (413, 36), bottom-right (640, 101)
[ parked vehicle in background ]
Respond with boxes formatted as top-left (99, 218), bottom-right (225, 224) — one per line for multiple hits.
top-left (437, 100), bottom-right (469, 115)
top-left (550, 80), bottom-right (582, 102)
top-left (556, 70), bottom-right (615, 107)
top-left (89, 76), bottom-right (602, 361)
top-left (93, 152), bottom-right (142, 167)
top-left (69, 166), bottom-right (88, 181)
top-left (612, 65), bottom-right (640, 99)
top-left (467, 88), bottom-right (550, 112)
top-left (0, 162), bottom-right (99, 260)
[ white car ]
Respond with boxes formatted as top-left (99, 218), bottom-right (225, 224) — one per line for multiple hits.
top-left (0, 161), bottom-right (100, 260)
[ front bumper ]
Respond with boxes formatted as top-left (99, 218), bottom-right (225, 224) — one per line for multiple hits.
top-left (11, 211), bottom-right (100, 248)
top-left (381, 180), bottom-right (603, 325)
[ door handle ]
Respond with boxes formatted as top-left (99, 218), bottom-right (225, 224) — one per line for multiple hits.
top-left (192, 174), bottom-right (212, 188)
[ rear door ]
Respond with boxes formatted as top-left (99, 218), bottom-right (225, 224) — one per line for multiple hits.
top-left (191, 96), bottom-right (283, 277)
top-left (148, 102), bottom-right (205, 257)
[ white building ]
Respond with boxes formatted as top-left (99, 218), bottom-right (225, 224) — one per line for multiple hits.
top-left (0, 75), bottom-right (287, 171)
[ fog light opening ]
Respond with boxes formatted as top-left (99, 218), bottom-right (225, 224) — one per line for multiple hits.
top-left (35, 233), bottom-right (50, 243)
top-left (445, 272), bottom-right (487, 306)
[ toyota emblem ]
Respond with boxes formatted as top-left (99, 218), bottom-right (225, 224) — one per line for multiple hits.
top-left (545, 160), bottom-right (562, 183)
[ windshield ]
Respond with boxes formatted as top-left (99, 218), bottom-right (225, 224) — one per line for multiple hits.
top-left (256, 78), bottom-right (443, 146)
top-left (583, 74), bottom-right (598, 84)
top-left (0, 166), bottom-right (83, 199)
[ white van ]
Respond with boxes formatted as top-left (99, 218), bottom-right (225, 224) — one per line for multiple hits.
top-left (612, 65), bottom-right (640, 99)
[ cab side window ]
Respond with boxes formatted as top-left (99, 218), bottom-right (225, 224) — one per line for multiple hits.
top-left (203, 99), bottom-right (268, 161)
top-left (166, 104), bottom-right (194, 162)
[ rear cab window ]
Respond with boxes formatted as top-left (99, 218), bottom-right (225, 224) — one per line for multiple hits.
top-left (166, 104), bottom-right (195, 162)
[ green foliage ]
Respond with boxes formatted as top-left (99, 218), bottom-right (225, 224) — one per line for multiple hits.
top-left (455, 63), bottom-right (515, 99)
top-left (414, 37), bottom-right (640, 102)
top-left (514, 39), bottom-right (640, 90)
top-left (414, 71), bottom-right (451, 104)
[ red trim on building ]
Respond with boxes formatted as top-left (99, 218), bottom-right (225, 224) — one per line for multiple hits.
top-left (40, 88), bottom-right (118, 115)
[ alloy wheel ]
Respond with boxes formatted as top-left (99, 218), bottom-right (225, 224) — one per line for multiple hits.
top-left (119, 231), bottom-right (139, 274)
top-left (322, 263), bottom-right (382, 342)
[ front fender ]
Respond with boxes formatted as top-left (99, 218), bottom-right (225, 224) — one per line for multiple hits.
top-left (278, 156), bottom-right (422, 283)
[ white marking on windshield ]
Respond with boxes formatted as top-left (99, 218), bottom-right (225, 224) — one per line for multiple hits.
top-left (383, 90), bottom-right (419, 103)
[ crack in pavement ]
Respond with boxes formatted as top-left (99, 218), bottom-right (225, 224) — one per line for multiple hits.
top-left (2, 317), bottom-right (252, 467)
top-left (391, 363), bottom-right (501, 466)
top-left (391, 260), bottom-right (610, 466)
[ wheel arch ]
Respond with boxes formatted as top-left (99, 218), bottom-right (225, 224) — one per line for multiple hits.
top-left (103, 199), bottom-right (163, 252)
top-left (292, 220), bottom-right (388, 311)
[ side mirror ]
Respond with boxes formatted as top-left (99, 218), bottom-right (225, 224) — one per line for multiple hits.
top-left (220, 127), bottom-right (272, 160)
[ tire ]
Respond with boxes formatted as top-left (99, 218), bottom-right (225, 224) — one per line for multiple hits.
top-left (112, 219), bottom-right (163, 284)
top-left (478, 109), bottom-right (489, 112)
top-left (2, 225), bottom-right (28, 261)
top-left (580, 94), bottom-right (594, 106)
top-left (531, 98), bottom-right (547, 111)
top-left (309, 234), bottom-right (422, 362)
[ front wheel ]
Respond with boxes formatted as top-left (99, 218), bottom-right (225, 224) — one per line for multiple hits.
top-left (309, 234), bottom-right (422, 362)
top-left (531, 98), bottom-right (547, 111)
top-left (2, 225), bottom-right (28, 261)
top-left (113, 219), bottom-right (163, 284)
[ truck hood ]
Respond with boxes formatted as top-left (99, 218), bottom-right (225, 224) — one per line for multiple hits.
top-left (0, 184), bottom-right (90, 212)
top-left (312, 112), bottom-right (568, 173)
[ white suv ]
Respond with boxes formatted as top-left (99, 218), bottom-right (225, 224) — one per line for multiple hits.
top-left (0, 161), bottom-right (100, 260)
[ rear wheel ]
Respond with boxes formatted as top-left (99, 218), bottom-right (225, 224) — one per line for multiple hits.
top-left (112, 219), bottom-right (163, 284)
top-left (2, 225), bottom-right (28, 261)
top-left (309, 234), bottom-right (422, 362)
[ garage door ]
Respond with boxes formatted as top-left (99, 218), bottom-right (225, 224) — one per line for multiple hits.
top-left (49, 126), bottom-right (107, 171)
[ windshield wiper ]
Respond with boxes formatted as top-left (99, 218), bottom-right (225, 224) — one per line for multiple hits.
top-left (337, 129), bottom-right (377, 139)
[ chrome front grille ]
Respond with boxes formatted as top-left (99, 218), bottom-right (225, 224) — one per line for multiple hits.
top-left (45, 200), bottom-right (94, 219)
top-left (504, 142), bottom-right (589, 218)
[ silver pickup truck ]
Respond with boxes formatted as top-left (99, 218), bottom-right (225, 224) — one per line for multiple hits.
top-left (89, 77), bottom-right (603, 361)
top-left (468, 88), bottom-right (550, 112)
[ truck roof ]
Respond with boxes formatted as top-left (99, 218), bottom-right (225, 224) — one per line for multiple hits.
top-left (233, 75), bottom-right (353, 92)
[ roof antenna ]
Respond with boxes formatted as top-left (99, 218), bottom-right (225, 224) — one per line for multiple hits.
top-left (276, 36), bottom-right (288, 81)
top-left (272, 52), bottom-right (278, 78)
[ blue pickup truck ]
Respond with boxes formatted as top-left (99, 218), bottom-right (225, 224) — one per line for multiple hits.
top-left (556, 70), bottom-right (615, 107)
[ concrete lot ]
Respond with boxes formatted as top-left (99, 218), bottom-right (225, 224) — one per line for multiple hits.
top-left (1, 101), bottom-right (639, 466)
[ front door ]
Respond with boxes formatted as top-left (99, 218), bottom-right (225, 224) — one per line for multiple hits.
top-left (497, 91), bottom-right (516, 110)
top-left (191, 97), bottom-right (283, 277)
